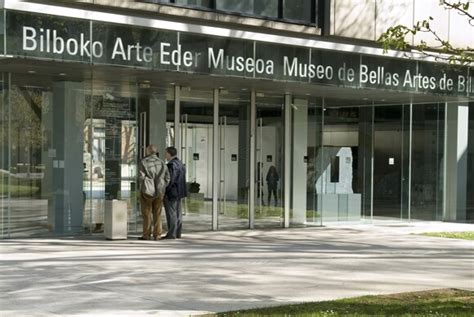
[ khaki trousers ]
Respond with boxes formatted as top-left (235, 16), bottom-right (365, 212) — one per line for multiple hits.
top-left (140, 192), bottom-right (163, 239)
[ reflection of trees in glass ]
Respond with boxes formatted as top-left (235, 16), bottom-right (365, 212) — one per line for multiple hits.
top-left (85, 94), bottom-right (136, 165)
top-left (121, 121), bottom-right (136, 164)
top-left (0, 85), bottom-right (44, 198)
top-left (7, 86), bottom-right (43, 171)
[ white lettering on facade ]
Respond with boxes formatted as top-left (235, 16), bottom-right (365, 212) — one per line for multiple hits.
top-left (22, 26), bottom-right (103, 58)
top-left (23, 26), bottom-right (37, 51)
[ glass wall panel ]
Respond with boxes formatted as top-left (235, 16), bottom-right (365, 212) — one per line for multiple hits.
top-left (83, 81), bottom-right (137, 233)
top-left (290, 96), bottom-right (323, 225)
top-left (400, 105), bottom-right (410, 220)
top-left (180, 88), bottom-right (213, 231)
top-left (255, 92), bottom-right (284, 228)
top-left (217, 90), bottom-right (250, 229)
top-left (3, 73), bottom-right (91, 237)
top-left (0, 9), bottom-right (4, 56)
top-left (372, 105), bottom-right (409, 220)
top-left (283, 0), bottom-right (312, 23)
top-left (319, 102), bottom-right (371, 222)
top-left (0, 72), bottom-right (6, 237)
top-left (175, 0), bottom-right (212, 8)
top-left (217, 0), bottom-right (278, 18)
top-left (254, 0), bottom-right (278, 17)
top-left (410, 103), bottom-right (445, 220)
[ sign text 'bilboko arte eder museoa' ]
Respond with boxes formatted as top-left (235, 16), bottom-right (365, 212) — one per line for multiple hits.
top-left (3, 10), bottom-right (474, 96)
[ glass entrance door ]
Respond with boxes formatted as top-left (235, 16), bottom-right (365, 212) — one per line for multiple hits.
top-left (180, 88), bottom-right (214, 231)
top-left (372, 105), bottom-right (409, 220)
top-left (217, 90), bottom-right (251, 229)
top-left (255, 93), bottom-right (285, 228)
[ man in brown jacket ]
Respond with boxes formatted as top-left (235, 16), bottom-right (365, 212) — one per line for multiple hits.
top-left (138, 144), bottom-right (170, 240)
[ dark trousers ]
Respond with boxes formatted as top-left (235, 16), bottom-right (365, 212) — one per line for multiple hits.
top-left (268, 187), bottom-right (278, 206)
top-left (164, 197), bottom-right (182, 238)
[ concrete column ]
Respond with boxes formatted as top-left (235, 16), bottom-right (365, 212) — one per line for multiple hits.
top-left (291, 98), bottom-right (308, 224)
top-left (49, 81), bottom-right (85, 234)
top-left (237, 96), bottom-right (251, 204)
top-left (444, 103), bottom-right (469, 221)
top-left (284, 94), bottom-right (291, 228)
top-left (249, 91), bottom-right (256, 229)
top-left (358, 106), bottom-right (374, 220)
top-left (212, 89), bottom-right (219, 230)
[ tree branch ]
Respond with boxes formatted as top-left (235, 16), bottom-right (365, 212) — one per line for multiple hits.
top-left (377, 1), bottom-right (473, 65)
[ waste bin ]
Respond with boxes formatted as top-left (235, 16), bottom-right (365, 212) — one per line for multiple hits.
top-left (104, 199), bottom-right (128, 240)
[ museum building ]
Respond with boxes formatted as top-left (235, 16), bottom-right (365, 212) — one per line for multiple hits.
top-left (0, 0), bottom-right (473, 238)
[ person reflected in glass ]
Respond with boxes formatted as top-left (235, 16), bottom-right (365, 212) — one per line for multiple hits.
top-left (266, 165), bottom-right (279, 207)
top-left (163, 146), bottom-right (187, 239)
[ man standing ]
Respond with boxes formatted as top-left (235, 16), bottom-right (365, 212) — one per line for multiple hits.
top-left (163, 146), bottom-right (187, 239)
top-left (138, 144), bottom-right (170, 240)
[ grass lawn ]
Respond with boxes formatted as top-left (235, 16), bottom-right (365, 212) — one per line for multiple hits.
top-left (204, 289), bottom-right (474, 317)
top-left (420, 232), bottom-right (474, 240)
top-left (0, 182), bottom-right (39, 197)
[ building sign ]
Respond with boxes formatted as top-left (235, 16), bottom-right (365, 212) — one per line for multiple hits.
top-left (3, 10), bottom-right (474, 96)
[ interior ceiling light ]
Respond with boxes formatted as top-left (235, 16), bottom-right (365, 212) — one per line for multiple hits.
top-left (59, 73), bottom-right (66, 76)
top-left (28, 70), bottom-right (36, 74)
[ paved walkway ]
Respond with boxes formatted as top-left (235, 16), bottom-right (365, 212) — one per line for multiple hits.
top-left (1, 222), bottom-right (473, 316)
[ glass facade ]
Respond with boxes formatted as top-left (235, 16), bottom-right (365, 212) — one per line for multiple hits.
top-left (0, 70), bottom-right (473, 238)
top-left (0, 6), bottom-right (473, 238)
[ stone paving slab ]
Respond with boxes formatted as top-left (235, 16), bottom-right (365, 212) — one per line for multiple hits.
top-left (1, 222), bottom-right (473, 316)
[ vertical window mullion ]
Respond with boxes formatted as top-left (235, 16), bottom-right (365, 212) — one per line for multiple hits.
top-left (311, 0), bottom-right (316, 24)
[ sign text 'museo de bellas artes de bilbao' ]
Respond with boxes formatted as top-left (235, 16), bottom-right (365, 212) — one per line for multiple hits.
top-left (5, 10), bottom-right (473, 96)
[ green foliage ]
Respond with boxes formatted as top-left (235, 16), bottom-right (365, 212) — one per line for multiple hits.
top-left (0, 182), bottom-right (39, 197)
top-left (378, 1), bottom-right (473, 65)
top-left (206, 289), bottom-right (474, 317)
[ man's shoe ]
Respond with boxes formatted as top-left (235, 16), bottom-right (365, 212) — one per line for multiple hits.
top-left (138, 236), bottom-right (149, 240)
top-left (161, 235), bottom-right (176, 240)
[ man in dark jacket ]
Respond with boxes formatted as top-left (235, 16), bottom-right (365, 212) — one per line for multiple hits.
top-left (163, 146), bottom-right (187, 239)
